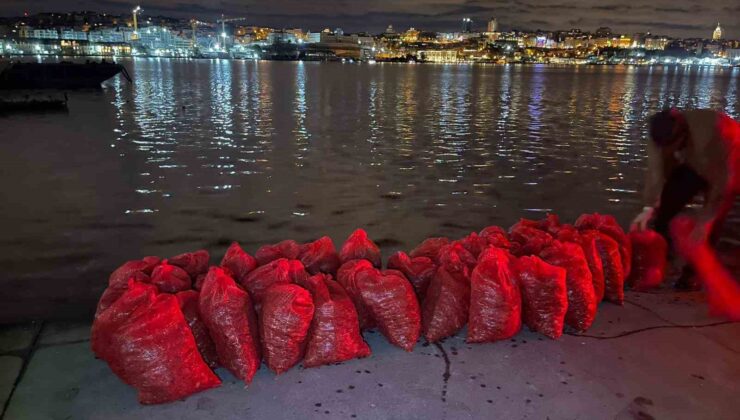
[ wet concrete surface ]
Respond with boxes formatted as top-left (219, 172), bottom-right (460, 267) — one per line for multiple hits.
top-left (1, 291), bottom-right (738, 420)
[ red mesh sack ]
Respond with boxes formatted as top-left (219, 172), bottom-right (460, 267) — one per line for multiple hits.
top-left (387, 251), bottom-right (436, 300)
top-left (509, 225), bottom-right (553, 257)
top-left (438, 242), bottom-right (477, 271)
top-left (510, 215), bottom-right (560, 234)
top-left (95, 270), bottom-right (150, 319)
top-left (199, 267), bottom-right (261, 384)
top-left (255, 240), bottom-right (302, 266)
top-left (628, 230), bottom-right (668, 291)
top-left (92, 280), bottom-right (158, 360)
top-left (221, 242), bottom-right (257, 283)
top-left (299, 236), bottom-right (341, 275)
top-left (194, 273), bottom-right (206, 291)
top-left (140, 256), bottom-right (161, 271)
top-left (422, 252), bottom-right (471, 342)
top-left (510, 218), bottom-right (540, 230)
top-left (539, 214), bottom-right (562, 235)
top-left (459, 232), bottom-right (489, 258)
top-left (336, 259), bottom-right (377, 330)
top-left (339, 229), bottom-right (382, 267)
top-left (540, 241), bottom-right (597, 331)
top-left (240, 258), bottom-right (308, 310)
top-left (297, 274), bottom-right (371, 367)
top-left (554, 224), bottom-right (580, 242)
top-left (409, 237), bottom-right (450, 261)
top-left (150, 261), bottom-right (191, 293)
top-left (176, 290), bottom-right (219, 369)
top-left (95, 282), bottom-right (220, 404)
top-left (260, 284), bottom-right (314, 374)
top-left (582, 230), bottom-right (625, 304)
top-left (468, 248), bottom-right (521, 343)
top-left (511, 255), bottom-right (567, 339)
top-left (556, 225), bottom-right (605, 302)
top-left (169, 250), bottom-right (210, 279)
top-left (107, 257), bottom-right (160, 289)
top-left (479, 226), bottom-right (511, 249)
top-left (575, 213), bottom-right (632, 277)
top-left (356, 269), bottom-right (421, 351)
top-left (95, 256), bottom-right (160, 318)
top-left (578, 233), bottom-right (606, 303)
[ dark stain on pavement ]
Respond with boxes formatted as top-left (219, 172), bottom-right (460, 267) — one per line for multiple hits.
top-left (433, 342), bottom-right (451, 402)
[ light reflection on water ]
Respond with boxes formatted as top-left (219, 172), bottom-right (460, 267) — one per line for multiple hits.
top-left (0, 60), bottom-right (738, 320)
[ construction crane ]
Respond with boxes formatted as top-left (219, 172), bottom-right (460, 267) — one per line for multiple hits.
top-left (216, 15), bottom-right (249, 38)
top-left (217, 17), bottom-right (249, 24)
top-left (190, 19), bottom-right (197, 49)
top-left (131, 5), bottom-right (142, 41)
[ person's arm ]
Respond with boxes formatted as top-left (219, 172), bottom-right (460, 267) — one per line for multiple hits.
top-left (632, 141), bottom-right (667, 231)
top-left (671, 216), bottom-right (740, 321)
top-left (643, 140), bottom-right (665, 208)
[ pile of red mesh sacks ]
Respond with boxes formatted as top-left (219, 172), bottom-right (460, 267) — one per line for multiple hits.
top-left (92, 214), bottom-right (667, 404)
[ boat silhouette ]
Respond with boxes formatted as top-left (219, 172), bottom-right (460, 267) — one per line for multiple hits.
top-left (0, 60), bottom-right (131, 90)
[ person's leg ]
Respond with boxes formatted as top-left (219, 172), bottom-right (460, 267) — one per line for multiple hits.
top-left (649, 165), bottom-right (708, 289)
top-left (652, 165), bottom-right (708, 241)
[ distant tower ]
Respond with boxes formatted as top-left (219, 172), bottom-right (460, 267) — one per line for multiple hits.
top-left (462, 18), bottom-right (473, 33)
top-left (713, 22), bottom-right (722, 40)
top-left (487, 18), bottom-right (498, 33)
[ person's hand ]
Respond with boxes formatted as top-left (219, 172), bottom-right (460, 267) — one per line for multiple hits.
top-left (630, 206), bottom-right (655, 232)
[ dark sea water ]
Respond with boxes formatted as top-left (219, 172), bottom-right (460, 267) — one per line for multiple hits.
top-left (1, 60), bottom-right (738, 322)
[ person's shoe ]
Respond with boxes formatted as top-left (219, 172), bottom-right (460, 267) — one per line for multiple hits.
top-left (673, 269), bottom-right (701, 291)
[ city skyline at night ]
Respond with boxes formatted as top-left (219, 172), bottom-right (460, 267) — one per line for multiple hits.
top-left (0, 0), bottom-right (737, 39)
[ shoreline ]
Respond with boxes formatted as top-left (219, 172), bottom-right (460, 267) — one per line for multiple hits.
top-left (3, 54), bottom-right (738, 68)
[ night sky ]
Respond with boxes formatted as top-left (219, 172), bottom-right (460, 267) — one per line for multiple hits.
top-left (1, 0), bottom-right (738, 38)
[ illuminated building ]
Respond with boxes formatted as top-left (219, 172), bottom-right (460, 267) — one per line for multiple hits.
top-left (615, 35), bottom-right (632, 49)
top-left (267, 30), bottom-right (299, 44)
top-left (418, 49), bottom-right (458, 63)
top-left (487, 18), bottom-right (498, 33)
top-left (20, 27), bottom-right (60, 39)
top-left (60, 28), bottom-right (87, 41)
top-left (713, 23), bottom-right (722, 40)
top-left (306, 32), bottom-right (321, 43)
top-left (402, 27), bottom-right (420, 43)
top-left (727, 48), bottom-right (740, 61)
top-left (644, 36), bottom-right (669, 50)
top-left (88, 28), bottom-right (129, 43)
top-left (703, 43), bottom-right (720, 55)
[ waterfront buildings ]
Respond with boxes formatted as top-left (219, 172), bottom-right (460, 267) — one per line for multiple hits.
top-left (0, 11), bottom-right (737, 66)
